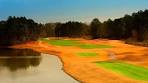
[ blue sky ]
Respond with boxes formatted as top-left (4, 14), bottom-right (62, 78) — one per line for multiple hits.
top-left (0, 0), bottom-right (148, 23)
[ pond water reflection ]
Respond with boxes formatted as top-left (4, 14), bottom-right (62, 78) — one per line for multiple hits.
top-left (0, 48), bottom-right (41, 71)
top-left (0, 48), bottom-right (79, 83)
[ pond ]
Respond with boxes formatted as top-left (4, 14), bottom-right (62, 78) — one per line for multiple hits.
top-left (0, 48), bottom-right (79, 83)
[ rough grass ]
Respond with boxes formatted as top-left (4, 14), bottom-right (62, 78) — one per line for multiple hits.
top-left (77, 52), bottom-right (98, 57)
top-left (95, 61), bottom-right (148, 80)
top-left (40, 38), bottom-right (113, 49)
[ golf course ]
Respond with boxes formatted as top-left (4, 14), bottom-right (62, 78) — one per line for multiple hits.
top-left (12, 38), bottom-right (148, 83)
top-left (1, 0), bottom-right (148, 83)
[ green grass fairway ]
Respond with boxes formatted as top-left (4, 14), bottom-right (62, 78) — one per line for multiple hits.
top-left (77, 52), bottom-right (97, 57)
top-left (78, 44), bottom-right (113, 49)
top-left (40, 38), bottom-right (113, 49)
top-left (40, 38), bottom-right (79, 46)
top-left (95, 61), bottom-right (148, 80)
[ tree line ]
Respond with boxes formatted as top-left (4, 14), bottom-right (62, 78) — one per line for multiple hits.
top-left (0, 9), bottom-right (148, 46)
top-left (96, 10), bottom-right (148, 42)
top-left (0, 16), bottom-right (41, 46)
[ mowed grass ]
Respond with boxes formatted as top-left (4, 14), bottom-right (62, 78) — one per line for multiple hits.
top-left (95, 61), bottom-right (148, 80)
top-left (40, 38), bottom-right (113, 49)
top-left (78, 44), bottom-right (113, 49)
top-left (40, 38), bottom-right (79, 46)
top-left (77, 52), bottom-right (98, 57)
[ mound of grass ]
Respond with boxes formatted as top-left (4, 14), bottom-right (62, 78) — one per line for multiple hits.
top-left (78, 44), bottom-right (113, 49)
top-left (77, 52), bottom-right (97, 57)
top-left (95, 61), bottom-right (148, 80)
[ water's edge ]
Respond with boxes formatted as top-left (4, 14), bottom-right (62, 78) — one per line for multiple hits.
top-left (42, 53), bottom-right (81, 83)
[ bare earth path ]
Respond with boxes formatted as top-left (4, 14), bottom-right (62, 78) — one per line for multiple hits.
top-left (11, 39), bottom-right (148, 83)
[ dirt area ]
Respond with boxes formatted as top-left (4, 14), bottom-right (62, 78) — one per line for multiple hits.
top-left (11, 39), bottom-right (148, 83)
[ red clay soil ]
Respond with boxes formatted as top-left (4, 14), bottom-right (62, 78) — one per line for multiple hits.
top-left (11, 39), bottom-right (148, 83)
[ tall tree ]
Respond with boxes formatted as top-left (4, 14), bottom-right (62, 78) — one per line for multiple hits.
top-left (90, 18), bottom-right (101, 39)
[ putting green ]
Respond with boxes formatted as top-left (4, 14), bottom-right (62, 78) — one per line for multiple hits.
top-left (77, 52), bottom-right (98, 57)
top-left (40, 38), bottom-right (113, 49)
top-left (95, 61), bottom-right (148, 80)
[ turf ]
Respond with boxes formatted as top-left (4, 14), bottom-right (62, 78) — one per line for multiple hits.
top-left (40, 38), bottom-right (80, 46)
top-left (78, 44), bottom-right (113, 49)
top-left (40, 38), bottom-right (113, 49)
top-left (95, 61), bottom-right (148, 80)
top-left (77, 52), bottom-right (98, 57)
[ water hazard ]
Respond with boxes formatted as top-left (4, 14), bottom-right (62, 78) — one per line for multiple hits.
top-left (0, 48), bottom-right (78, 83)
